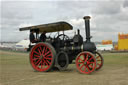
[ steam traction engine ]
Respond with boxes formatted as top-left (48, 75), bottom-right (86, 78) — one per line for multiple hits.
top-left (19, 16), bottom-right (104, 74)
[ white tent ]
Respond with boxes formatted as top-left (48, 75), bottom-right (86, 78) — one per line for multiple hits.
top-left (15, 39), bottom-right (30, 49)
top-left (96, 44), bottom-right (113, 51)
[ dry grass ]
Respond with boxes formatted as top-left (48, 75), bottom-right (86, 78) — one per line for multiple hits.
top-left (0, 50), bottom-right (128, 85)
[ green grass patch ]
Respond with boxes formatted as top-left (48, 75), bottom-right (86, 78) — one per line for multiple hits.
top-left (103, 53), bottom-right (128, 66)
top-left (0, 50), bottom-right (128, 85)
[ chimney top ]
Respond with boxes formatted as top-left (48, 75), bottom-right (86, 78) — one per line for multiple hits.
top-left (83, 16), bottom-right (91, 20)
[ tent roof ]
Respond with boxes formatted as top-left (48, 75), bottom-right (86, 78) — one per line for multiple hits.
top-left (16, 40), bottom-right (30, 48)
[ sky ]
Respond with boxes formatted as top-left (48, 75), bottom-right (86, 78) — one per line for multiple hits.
top-left (0, 0), bottom-right (128, 42)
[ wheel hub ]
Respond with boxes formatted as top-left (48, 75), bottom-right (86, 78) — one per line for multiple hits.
top-left (84, 61), bottom-right (87, 65)
top-left (40, 55), bottom-right (44, 59)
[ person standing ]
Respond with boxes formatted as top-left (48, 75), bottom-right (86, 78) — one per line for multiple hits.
top-left (40, 32), bottom-right (46, 42)
top-left (29, 29), bottom-right (38, 43)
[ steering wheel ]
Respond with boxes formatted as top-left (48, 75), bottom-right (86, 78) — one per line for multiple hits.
top-left (56, 34), bottom-right (70, 41)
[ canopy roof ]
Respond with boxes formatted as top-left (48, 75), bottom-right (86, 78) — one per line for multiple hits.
top-left (19, 21), bottom-right (73, 33)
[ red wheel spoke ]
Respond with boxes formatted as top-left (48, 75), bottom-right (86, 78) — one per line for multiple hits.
top-left (32, 58), bottom-right (38, 61)
top-left (45, 54), bottom-right (52, 58)
top-left (97, 63), bottom-right (101, 66)
top-left (41, 60), bottom-right (43, 69)
top-left (86, 66), bottom-right (91, 72)
top-left (42, 60), bottom-right (45, 67)
top-left (44, 51), bottom-right (50, 56)
top-left (34, 51), bottom-right (40, 55)
top-left (88, 57), bottom-right (93, 62)
top-left (42, 47), bottom-right (45, 55)
top-left (83, 55), bottom-right (86, 60)
top-left (34, 54), bottom-right (40, 58)
top-left (40, 47), bottom-right (42, 52)
top-left (85, 54), bottom-right (88, 62)
top-left (37, 61), bottom-right (42, 67)
top-left (84, 65), bottom-right (86, 71)
top-left (96, 56), bottom-right (100, 59)
top-left (89, 64), bottom-right (93, 68)
top-left (39, 47), bottom-right (43, 53)
top-left (38, 48), bottom-right (42, 55)
top-left (44, 47), bottom-right (48, 54)
top-left (89, 62), bottom-right (95, 64)
top-left (78, 57), bottom-right (84, 62)
top-left (46, 60), bottom-right (51, 65)
top-left (35, 59), bottom-right (41, 65)
top-left (43, 60), bottom-right (48, 66)
top-left (80, 64), bottom-right (84, 69)
top-left (45, 57), bottom-right (52, 60)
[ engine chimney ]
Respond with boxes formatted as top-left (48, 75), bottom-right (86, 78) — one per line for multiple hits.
top-left (83, 16), bottom-right (91, 42)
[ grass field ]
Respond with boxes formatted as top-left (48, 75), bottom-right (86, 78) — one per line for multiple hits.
top-left (0, 50), bottom-right (128, 85)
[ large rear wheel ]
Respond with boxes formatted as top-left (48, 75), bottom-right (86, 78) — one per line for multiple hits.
top-left (75, 51), bottom-right (97, 74)
top-left (30, 42), bottom-right (56, 72)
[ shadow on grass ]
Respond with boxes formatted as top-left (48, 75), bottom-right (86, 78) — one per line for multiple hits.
top-left (51, 67), bottom-right (74, 72)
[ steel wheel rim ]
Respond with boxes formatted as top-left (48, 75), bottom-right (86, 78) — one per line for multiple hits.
top-left (30, 43), bottom-right (54, 72)
top-left (76, 52), bottom-right (96, 74)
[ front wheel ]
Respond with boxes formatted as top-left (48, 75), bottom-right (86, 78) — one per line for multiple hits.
top-left (75, 51), bottom-right (97, 74)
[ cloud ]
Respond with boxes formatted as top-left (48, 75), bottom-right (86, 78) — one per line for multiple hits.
top-left (1, 0), bottom-right (128, 42)
top-left (92, 1), bottom-right (122, 15)
top-left (55, 0), bottom-right (128, 41)
top-left (123, 0), bottom-right (128, 8)
top-left (1, 1), bottom-right (57, 42)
